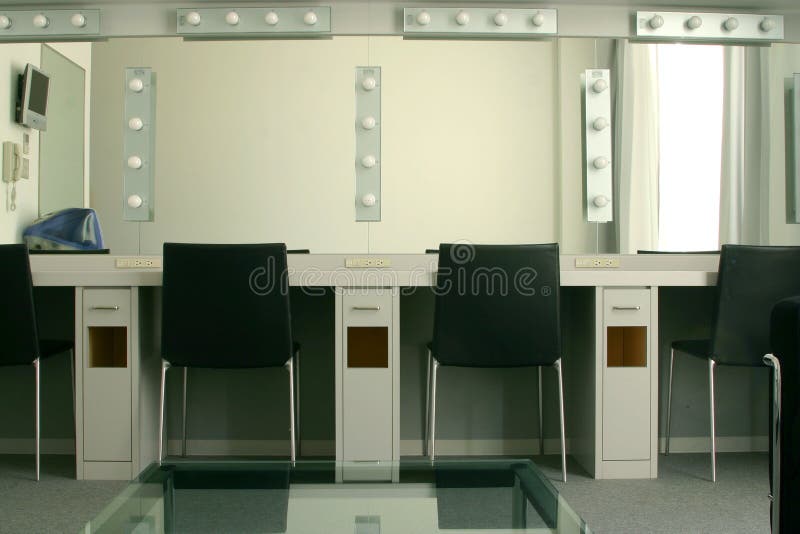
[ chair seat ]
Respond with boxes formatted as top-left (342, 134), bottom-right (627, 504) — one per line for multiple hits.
top-left (671, 339), bottom-right (712, 359)
top-left (39, 339), bottom-right (73, 359)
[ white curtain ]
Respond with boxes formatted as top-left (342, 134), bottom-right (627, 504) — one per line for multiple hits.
top-left (719, 46), bottom-right (770, 245)
top-left (613, 40), bottom-right (660, 253)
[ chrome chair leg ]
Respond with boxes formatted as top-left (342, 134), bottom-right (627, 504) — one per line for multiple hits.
top-left (709, 359), bottom-right (717, 482)
top-left (665, 348), bottom-right (675, 455)
top-left (286, 358), bottom-right (296, 464)
top-left (763, 354), bottom-right (781, 534)
top-left (69, 349), bottom-right (76, 432)
top-left (429, 358), bottom-right (439, 462)
top-left (34, 358), bottom-right (40, 481)
top-left (158, 360), bottom-right (170, 464)
top-left (554, 358), bottom-right (567, 483)
top-left (424, 350), bottom-right (432, 456)
top-left (181, 367), bottom-right (188, 457)
top-left (538, 366), bottom-right (544, 456)
top-left (295, 349), bottom-right (301, 458)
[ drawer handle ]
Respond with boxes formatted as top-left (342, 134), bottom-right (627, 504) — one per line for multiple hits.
top-left (90, 305), bottom-right (120, 311)
top-left (612, 306), bottom-right (641, 311)
top-left (352, 306), bottom-right (381, 311)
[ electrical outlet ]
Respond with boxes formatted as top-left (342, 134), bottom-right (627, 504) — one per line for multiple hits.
top-left (345, 257), bottom-right (391, 268)
top-left (575, 257), bottom-right (620, 268)
top-left (115, 257), bottom-right (163, 269)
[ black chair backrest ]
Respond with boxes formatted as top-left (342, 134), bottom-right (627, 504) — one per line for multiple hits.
top-left (161, 243), bottom-right (294, 368)
top-left (711, 245), bottom-right (800, 366)
top-left (431, 243), bottom-right (561, 368)
top-left (0, 244), bottom-right (40, 365)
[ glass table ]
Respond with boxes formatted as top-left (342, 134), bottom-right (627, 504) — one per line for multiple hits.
top-left (84, 459), bottom-right (590, 533)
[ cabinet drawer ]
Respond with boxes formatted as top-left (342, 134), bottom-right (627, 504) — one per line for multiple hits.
top-left (83, 289), bottom-right (131, 327)
top-left (342, 290), bottom-right (392, 326)
top-left (603, 288), bottom-right (650, 326)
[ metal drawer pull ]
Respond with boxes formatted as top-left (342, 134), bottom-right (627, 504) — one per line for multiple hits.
top-left (90, 305), bottom-right (120, 311)
top-left (352, 306), bottom-right (381, 311)
top-left (612, 306), bottom-right (641, 311)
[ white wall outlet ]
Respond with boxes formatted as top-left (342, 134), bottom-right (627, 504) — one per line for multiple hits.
top-left (575, 257), bottom-right (620, 268)
top-left (115, 257), bottom-right (163, 269)
top-left (345, 257), bottom-right (391, 268)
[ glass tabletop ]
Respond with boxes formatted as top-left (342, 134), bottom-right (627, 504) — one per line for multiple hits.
top-left (84, 458), bottom-right (590, 534)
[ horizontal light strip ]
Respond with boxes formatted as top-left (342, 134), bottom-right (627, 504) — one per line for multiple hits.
top-left (403, 8), bottom-right (557, 36)
top-left (176, 7), bottom-right (331, 35)
top-left (0, 9), bottom-right (100, 39)
top-left (635, 11), bottom-right (783, 41)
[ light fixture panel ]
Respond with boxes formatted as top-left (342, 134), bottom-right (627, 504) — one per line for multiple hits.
top-left (177, 7), bottom-right (331, 35)
top-left (0, 9), bottom-right (99, 38)
top-left (584, 69), bottom-right (612, 223)
top-left (123, 68), bottom-right (155, 222)
top-left (355, 67), bottom-right (381, 222)
top-left (403, 8), bottom-right (557, 36)
top-left (635, 11), bottom-right (783, 41)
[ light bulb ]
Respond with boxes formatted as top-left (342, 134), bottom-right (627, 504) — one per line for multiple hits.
top-left (128, 117), bottom-right (144, 131)
top-left (531, 12), bottom-right (545, 27)
top-left (593, 195), bottom-right (610, 208)
top-left (185, 11), bottom-right (201, 26)
top-left (648, 15), bottom-right (664, 29)
top-left (416, 11), bottom-right (431, 26)
top-left (127, 156), bottom-right (143, 169)
top-left (686, 16), bottom-right (702, 30)
top-left (128, 78), bottom-right (144, 92)
top-left (592, 79), bottom-right (608, 93)
top-left (361, 193), bottom-right (376, 207)
top-left (70, 13), bottom-right (87, 28)
top-left (361, 77), bottom-right (376, 91)
top-left (723, 17), bottom-right (739, 32)
top-left (361, 116), bottom-right (376, 130)
top-left (225, 11), bottom-right (239, 26)
top-left (592, 117), bottom-right (609, 131)
top-left (32, 14), bottom-right (49, 29)
top-left (0, 16), bottom-right (11, 29)
top-left (303, 11), bottom-right (318, 25)
top-left (265, 11), bottom-right (279, 25)
top-left (361, 155), bottom-right (376, 168)
top-left (760, 18), bottom-right (776, 32)
top-left (593, 156), bottom-right (610, 170)
top-left (127, 194), bottom-right (143, 209)
top-left (455, 11), bottom-right (470, 26)
top-left (494, 12), bottom-right (508, 27)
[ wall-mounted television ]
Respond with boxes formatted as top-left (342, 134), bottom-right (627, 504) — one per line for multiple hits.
top-left (15, 63), bottom-right (50, 131)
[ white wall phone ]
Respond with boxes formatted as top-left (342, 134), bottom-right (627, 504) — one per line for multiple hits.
top-left (3, 141), bottom-right (29, 212)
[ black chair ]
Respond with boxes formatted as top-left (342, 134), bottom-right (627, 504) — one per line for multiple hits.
top-left (425, 243), bottom-right (566, 482)
top-left (159, 243), bottom-right (299, 463)
top-left (0, 244), bottom-right (73, 480)
top-left (666, 245), bottom-right (800, 482)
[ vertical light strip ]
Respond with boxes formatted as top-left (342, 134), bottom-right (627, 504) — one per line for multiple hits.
top-left (584, 69), bottom-right (612, 222)
top-left (123, 68), bottom-right (155, 222)
top-left (792, 74), bottom-right (800, 223)
top-left (355, 67), bottom-right (381, 222)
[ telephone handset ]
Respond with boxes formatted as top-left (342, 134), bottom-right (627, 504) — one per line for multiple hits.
top-left (3, 141), bottom-right (26, 212)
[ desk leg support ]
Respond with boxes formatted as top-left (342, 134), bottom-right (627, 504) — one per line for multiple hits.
top-left (158, 360), bottom-right (170, 464)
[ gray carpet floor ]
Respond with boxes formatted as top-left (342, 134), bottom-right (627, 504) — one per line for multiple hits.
top-left (0, 452), bottom-right (770, 533)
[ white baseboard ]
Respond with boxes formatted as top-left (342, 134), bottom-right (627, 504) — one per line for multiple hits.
top-left (0, 438), bottom-right (75, 455)
top-left (658, 436), bottom-right (768, 454)
top-left (166, 439), bottom-right (336, 457)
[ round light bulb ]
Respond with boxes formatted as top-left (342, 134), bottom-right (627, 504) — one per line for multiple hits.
top-left (127, 156), bottom-right (143, 170)
top-left (225, 11), bottom-right (239, 26)
top-left (723, 17), bottom-right (739, 32)
top-left (185, 11), bottom-right (201, 26)
top-left (648, 15), bottom-right (664, 29)
top-left (303, 11), bottom-right (318, 25)
top-left (361, 155), bottom-right (376, 168)
top-left (361, 116), bottom-right (376, 130)
top-left (760, 18), bottom-right (776, 32)
top-left (686, 16), bottom-right (702, 30)
top-left (0, 16), bottom-right (11, 30)
top-left (592, 79), bottom-right (608, 93)
top-left (127, 194), bottom-right (143, 209)
top-left (455, 11), bottom-right (470, 26)
top-left (265, 11), bottom-right (279, 25)
top-left (531, 12), bottom-right (545, 27)
top-left (593, 156), bottom-right (610, 170)
top-left (494, 12), bottom-right (508, 27)
top-left (416, 11), bottom-right (431, 26)
top-left (361, 76), bottom-right (376, 91)
top-left (128, 78), bottom-right (144, 93)
top-left (361, 193), bottom-right (376, 207)
top-left (32, 14), bottom-right (49, 29)
top-left (593, 195), bottom-right (610, 208)
top-left (70, 13), bottom-right (87, 28)
top-left (128, 117), bottom-right (144, 131)
top-left (592, 117), bottom-right (609, 131)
